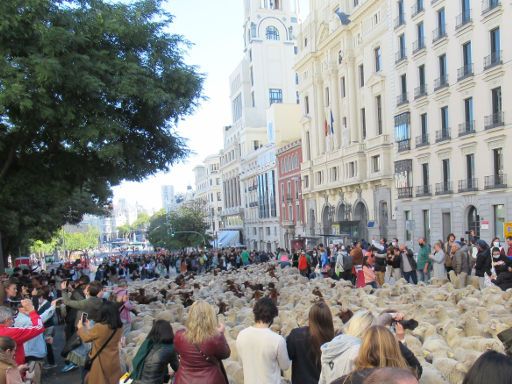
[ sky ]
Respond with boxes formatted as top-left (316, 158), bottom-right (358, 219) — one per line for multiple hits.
top-left (113, 0), bottom-right (310, 212)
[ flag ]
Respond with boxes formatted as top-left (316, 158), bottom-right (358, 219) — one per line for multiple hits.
top-left (330, 110), bottom-right (334, 135)
top-left (324, 118), bottom-right (328, 136)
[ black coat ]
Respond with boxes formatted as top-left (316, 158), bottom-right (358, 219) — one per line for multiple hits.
top-left (133, 344), bottom-right (179, 384)
top-left (475, 248), bottom-right (492, 277)
top-left (286, 326), bottom-right (323, 384)
top-left (494, 271), bottom-right (512, 291)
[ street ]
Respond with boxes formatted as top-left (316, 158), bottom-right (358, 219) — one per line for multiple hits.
top-left (42, 325), bottom-right (80, 384)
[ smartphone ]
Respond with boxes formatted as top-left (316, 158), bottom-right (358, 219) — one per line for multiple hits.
top-left (81, 312), bottom-right (88, 324)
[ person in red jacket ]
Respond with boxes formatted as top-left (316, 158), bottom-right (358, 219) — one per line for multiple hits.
top-left (0, 299), bottom-right (45, 365)
top-left (174, 300), bottom-right (230, 384)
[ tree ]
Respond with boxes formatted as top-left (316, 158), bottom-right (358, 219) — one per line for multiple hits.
top-left (147, 201), bottom-right (209, 249)
top-left (30, 238), bottom-right (58, 258)
top-left (62, 226), bottom-right (100, 252)
top-left (0, 0), bottom-right (204, 267)
top-left (116, 224), bottom-right (132, 239)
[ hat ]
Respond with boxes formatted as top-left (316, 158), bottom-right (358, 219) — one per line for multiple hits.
top-left (476, 239), bottom-right (489, 249)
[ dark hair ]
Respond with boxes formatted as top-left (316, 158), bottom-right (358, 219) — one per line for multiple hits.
top-left (253, 297), bottom-right (278, 324)
top-left (447, 233), bottom-right (456, 242)
top-left (38, 286), bottom-right (52, 301)
top-left (78, 275), bottom-right (91, 285)
top-left (98, 301), bottom-right (122, 330)
top-left (87, 281), bottom-right (103, 297)
top-left (462, 350), bottom-right (512, 384)
top-left (308, 301), bottom-right (334, 368)
top-left (0, 336), bottom-right (15, 352)
top-left (148, 320), bottom-right (174, 344)
top-left (492, 247), bottom-right (501, 254)
top-left (364, 367), bottom-right (418, 384)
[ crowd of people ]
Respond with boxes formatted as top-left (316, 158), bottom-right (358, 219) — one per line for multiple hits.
top-left (286, 234), bottom-right (512, 292)
top-left (0, 232), bottom-right (510, 384)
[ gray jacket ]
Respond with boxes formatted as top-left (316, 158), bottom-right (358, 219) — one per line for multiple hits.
top-left (453, 246), bottom-right (470, 274)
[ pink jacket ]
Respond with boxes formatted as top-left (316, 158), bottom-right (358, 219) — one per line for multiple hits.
top-left (113, 288), bottom-right (134, 324)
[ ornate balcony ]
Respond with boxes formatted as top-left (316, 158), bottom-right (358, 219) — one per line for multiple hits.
top-left (485, 174), bottom-right (507, 189)
top-left (411, 2), bottom-right (424, 17)
top-left (435, 129), bottom-right (451, 143)
top-left (435, 181), bottom-right (453, 195)
top-left (414, 84), bottom-right (428, 99)
top-left (482, 0), bottom-right (501, 15)
top-left (398, 187), bottom-right (413, 199)
top-left (434, 75), bottom-right (448, 91)
top-left (456, 10), bottom-right (471, 29)
top-left (397, 139), bottom-right (411, 152)
top-left (395, 50), bottom-right (407, 64)
top-left (484, 112), bottom-right (504, 130)
top-left (458, 121), bottom-right (475, 136)
top-left (413, 39), bottom-right (425, 54)
top-left (432, 27), bottom-right (447, 43)
top-left (458, 178), bottom-right (479, 193)
top-left (484, 51), bottom-right (502, 70)
top-left (394, 15), bottom-right (406, 29)
top-left (415, 134), bottom-right (429, 148)
top-left (457, 63), bottom-right (473, 81)
top-left (416, 185), bottom-right (432, 197)
top-left (397, 93), bottom-right (409, 106)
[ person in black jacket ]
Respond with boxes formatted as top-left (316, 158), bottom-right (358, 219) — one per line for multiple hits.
top-left (474, 240), bottom-right (492, 290)
top-left (131, 320), bottom-right (179, 384)
top-left (490, 247), bottom-right (512, 291)
top-left (286, 301), bottom-right (335, 384)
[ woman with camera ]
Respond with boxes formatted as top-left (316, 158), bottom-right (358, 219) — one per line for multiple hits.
top-left (77, 301), bottom-right (123, 384)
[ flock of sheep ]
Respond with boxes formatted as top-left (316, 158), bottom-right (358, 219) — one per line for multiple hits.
top-left (121, 264), bottom-right (512, 384)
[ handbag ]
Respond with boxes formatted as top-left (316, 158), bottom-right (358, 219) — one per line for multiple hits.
top-left (193, 343), bottom-right (229, 383)
top-left (84, 329), bottom-right (117, 371)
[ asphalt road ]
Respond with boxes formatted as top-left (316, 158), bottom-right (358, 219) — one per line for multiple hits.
top-left (42, 325), bottom-right (81, 384)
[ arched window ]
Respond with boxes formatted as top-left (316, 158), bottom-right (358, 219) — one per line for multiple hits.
top-left (266, 26), bottom-right (280, 41)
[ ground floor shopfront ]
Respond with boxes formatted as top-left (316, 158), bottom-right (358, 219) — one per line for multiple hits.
top-left (395, 190), bottom-right (512, 247)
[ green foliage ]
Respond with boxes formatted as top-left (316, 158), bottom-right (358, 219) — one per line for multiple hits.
top-left (147, 201), bottom-right (209, 249)
top-left (0, 0), bottom-right (204, 261)
top-left (30, 238), bottom-right (58, 256)
top-left (62, 226), bottom-right (100, 251)
top-left (117, 224), bottom-right (132, 239)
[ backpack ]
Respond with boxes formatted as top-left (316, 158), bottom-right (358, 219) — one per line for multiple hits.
top-left (342, 253), bottom-right (353, 271)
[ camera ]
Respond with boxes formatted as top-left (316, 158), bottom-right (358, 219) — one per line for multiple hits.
top-left (393, 318), bottom-right (419, 331)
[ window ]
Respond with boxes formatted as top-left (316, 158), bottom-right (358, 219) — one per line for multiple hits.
top-left (397, 0), bottom-right (404, 23)
top-left (266, 26), bottom-right (280, 40)
top-left (492, 87), bottom-right (502, 114)
top-left (361, 108), bottom-right (366, 139)
top-left (422, 163), bottom-right (429, 186)
top-left (217, 192), bottom-right (222, 201)
top-left (295, 73), bottom-right (299, 85)
top-left (304, 175), bottom-right (309, 188)
top-left (250, 67), bottom-right (254, 86)
top-left (296, 91), bottom-right (299, 105)
top-left (461, 0), bottom-right (470, 20)
top-left (269, 88), bottom-right (282, 105)
top-left (372, 155), bottom-right (381, 172)
top-left (463, 41), bottom-right (472, 68)
top-left (376, 95), bottom-right (383, 135)
top-left (418, 64), bottom-right (425, 87)
top-left (417, 22), bottom-right (424, 49)
top-left (423, 209), bottom-right (431, 245)
top-left (394, 112), bottom-right (410, 142)
top-left (359, 64), bottom-right (364, 87)
top-left (288, 205), bottom-right (293, 222)
top-left (296, 204), bottom-right (301, 223)
top-left (374, 46), bottom-right (382, 72)
top-left (438, 54), bottom-right (447, 85)
top-left (437, 8), bottom-right (446, 35)
top-left (340, 77), bottom-right (346, 97)
top-left (490, 27), bottom-right (500, 54)
top-left (466, 153), bottom-right (475, 181)
top-left (266, 227), bottom-right (271, 235)
top-left (316, 171), bottom-right (323, 185)
top-left (304, 37), bottom-right (308, 47)
top-left (232, 94), bottom-right (242, 121)
top-left (493, 148), bottom-right (503, 177)
top-left (421, 113), bottom-right (428, 137)
top-left (464, 97), bottom-right (473, 126)
top-left (494, 204), bottom-right (505, 238)
top-left (441, 106), bottom-right (449, 133)
top-left (404, 210), bottom-right (412, 241)
top-left (295, 179), bottom-right (299, 198)
top-left (400, 73), bottom-right (407, 95)
top-left (442, 159), bottom-right (450, 184)
top-left (325, 87), bottom-right (330, 106)
top-left (331, 167), bottom-right (338, 182)
top-left (304, 95), bottom-right (310, 114)
top-left (348, 161), bottom-right (356, 178)
top-left (399, 34), bottom-right (406, 58)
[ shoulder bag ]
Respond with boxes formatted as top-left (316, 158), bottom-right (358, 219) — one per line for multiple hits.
top-left (84, 328), bottom-right (117, 371)
top-left (193, 343), bottom-right (229, 383)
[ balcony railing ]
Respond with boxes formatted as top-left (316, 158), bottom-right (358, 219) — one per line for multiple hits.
top-left (394, 15), bottom-right (406, 29)
top-left (484, 51), bottom-right (502, 70)
top-left (414, 84), bottom-right (428, 99)
top-left (434, 75), bottom-right (449, 91)
top-left (431, 0), bottom-right (441, 4)
top-left (457, 63), bottom-right (474, 80)
top-left (484, 111), bottom-right (504, 130)
top-left (458, 178), bottom-right (479, 192)
top-left (456, 11), bottom-right (472, 28)
top-left (458, 120), bottom-right (475, 136)
top-left (413, 39), bottom-right (425, 54)
top-left (395, 50), bottom-right (407, 64)
top-left (435, 181), bottom-right (453, 195)
top-left (398, 187), bottom-right (413, 199)
top-left (397, 93), bottom-right (409, 106)
top-left (416, 185), bottom-right (432, 197)
top-left (485, 174), bottom-right (507, 189)
top-left (411, 2), bottom-right (424, 17)
top-left (415, 134), bottom-right (429, 147)
top-left (435, 129), bottom-right (451, 143)
top-left (482, 0), bottom-right (501, 14)
top-left (397, 139), bottom-right (411, 152)
top-left (432, 27), bottom-right (447, 43)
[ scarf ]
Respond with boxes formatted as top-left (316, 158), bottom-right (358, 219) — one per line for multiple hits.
top-left (131, 339), bottom-right (154, 380)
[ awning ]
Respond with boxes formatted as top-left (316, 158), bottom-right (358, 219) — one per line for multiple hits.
top-left (216, 230), bottom-right (240, 248)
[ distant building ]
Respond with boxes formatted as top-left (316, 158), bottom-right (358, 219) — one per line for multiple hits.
top-left (161, 185), bottom-right (175, 212)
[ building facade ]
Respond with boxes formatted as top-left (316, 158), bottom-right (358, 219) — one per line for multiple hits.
top-left (392, 0), bottom-right (512, 246)
top-left (161, 185), bottom-right (175, 213)
top-left (220, 0), bottom-right (300, 244)
top-left (277, 139), bottom-right (305, 248)
top-left (296, 0), bottom-right (396, 245)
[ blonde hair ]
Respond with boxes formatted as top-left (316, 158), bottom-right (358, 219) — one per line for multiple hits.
top-left (344, 310), bottom-right (375, 338)
top-left (184, 301), bottom-right (218, 344)
top-left (355, 326), bottom-right (409, 371)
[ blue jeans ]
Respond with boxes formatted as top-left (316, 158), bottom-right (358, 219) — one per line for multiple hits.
top-left (403, 271), bottom-right (418, 284)
top-left (417, 269), bottom-right (430, 283)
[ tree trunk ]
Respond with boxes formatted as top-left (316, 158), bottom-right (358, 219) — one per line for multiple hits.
top-left (0, 231), bottom-right (5, 273)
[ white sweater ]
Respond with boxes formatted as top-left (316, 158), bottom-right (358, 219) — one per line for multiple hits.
top-left (236, 326), bottom-right (291, 384)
